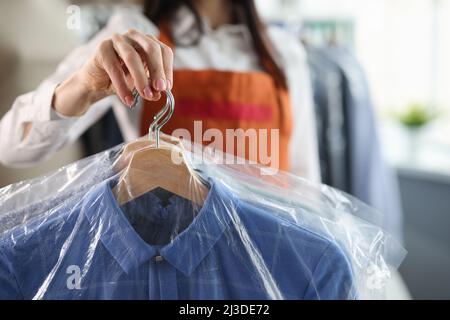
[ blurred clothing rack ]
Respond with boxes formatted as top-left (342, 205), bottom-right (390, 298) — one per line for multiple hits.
top-left (305, 44), bottom-right (403, 241)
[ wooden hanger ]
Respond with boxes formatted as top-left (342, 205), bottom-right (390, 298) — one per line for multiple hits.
top-left (113, 134), bottom-right (181, 172)
top-left (112, 90), bottom-right (209, 206)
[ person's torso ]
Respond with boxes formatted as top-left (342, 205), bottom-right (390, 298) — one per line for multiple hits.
top-left (140, 21), bottom-right (293, 171)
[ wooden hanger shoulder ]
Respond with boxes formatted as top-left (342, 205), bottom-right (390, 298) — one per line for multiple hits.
top-left (113, 140), bottom-right (209, 206)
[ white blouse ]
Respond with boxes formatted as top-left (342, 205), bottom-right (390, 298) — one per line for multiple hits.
top-left (0, 6), bottom-right (320, 183)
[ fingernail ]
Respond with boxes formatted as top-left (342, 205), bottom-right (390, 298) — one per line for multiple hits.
top-left (155, 78), bottom-right (166, 91)
top-left (144, 85), bottom-right (153, 99)
top-left (166, 79), bottom-right (172, 90)
top-left (125, 95), bottom-right (133, 106)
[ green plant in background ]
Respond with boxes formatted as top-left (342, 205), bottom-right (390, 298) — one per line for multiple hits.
top-left (394, 103), bottom-right (438, 129)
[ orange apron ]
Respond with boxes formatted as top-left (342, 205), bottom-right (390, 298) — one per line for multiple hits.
top-left (140, 24), bottom-right (293, 171)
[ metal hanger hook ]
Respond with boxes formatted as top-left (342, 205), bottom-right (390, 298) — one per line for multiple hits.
top-left (148, 90), bottom-right (175, 148)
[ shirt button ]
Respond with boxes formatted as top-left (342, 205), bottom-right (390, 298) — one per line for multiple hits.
top-left (153, 255), bottom-right (164, 262)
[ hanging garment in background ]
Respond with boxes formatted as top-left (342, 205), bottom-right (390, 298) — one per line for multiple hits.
top-left (0, 178), bottom-right (355, 300)
top-left (80, 109), bottom-right (124, 156)
top-left (306, 47), bottom-right (348, 191)
top-left (309, 46), bottom-right (403, 241)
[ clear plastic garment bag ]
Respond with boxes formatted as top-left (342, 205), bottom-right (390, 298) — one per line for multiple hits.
top-left (0, 91), bottom-right (406, 300)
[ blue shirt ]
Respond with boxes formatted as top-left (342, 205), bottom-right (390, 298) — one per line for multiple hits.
top-left (0, 179), bottom-right (355, 300)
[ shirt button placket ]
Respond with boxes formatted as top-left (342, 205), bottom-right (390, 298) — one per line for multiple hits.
top-left (148, 258), bottom-right (159, 300)
top-left (150, 255), bottom-right (178, 300)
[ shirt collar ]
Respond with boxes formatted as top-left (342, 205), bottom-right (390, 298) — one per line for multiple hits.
top-left (82, 177), bottom-right (239, 276)
top-left (171, 4), bottom-right (251, 45)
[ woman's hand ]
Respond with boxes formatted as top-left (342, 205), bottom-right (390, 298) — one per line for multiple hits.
top-left (53, 29), bottom-right (173, 117)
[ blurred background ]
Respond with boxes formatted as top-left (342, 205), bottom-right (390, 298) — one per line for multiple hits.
top-left (0, 0), bottom-right (449, 299)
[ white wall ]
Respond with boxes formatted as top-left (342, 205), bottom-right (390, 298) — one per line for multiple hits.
top-left (0, 0), bottom-right (84, 187)
top-left (257, 0), bottom-right (450, 113)
top-left (435, 0), bottom-right (450, 112)
top-left (0, 0), bottom-right (80, 61)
